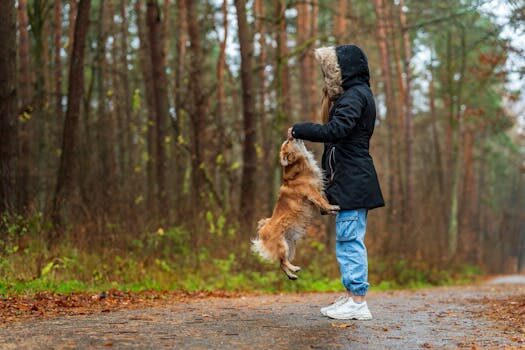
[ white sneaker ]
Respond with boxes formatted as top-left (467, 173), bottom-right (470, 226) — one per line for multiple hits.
top-left (325, 298), bottom-right (373, 320)
top-left (320, 295), bottom-right (348, 316)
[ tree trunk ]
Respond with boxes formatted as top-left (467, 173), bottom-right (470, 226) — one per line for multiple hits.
top-left (119, 0), bottom-right (133, 177)
top-left (174, 0), bottom-right (187, 128)
top-left (372, 0), bottom-right (401, 252)
top-left (333, 0), bottom-right (348, 43)
top-left (185, 0), bottom-right (206, 206)
top-left (18, 0), bottom-right (31, 108)
top-left (216, 0), bottom-right (228, 141)
top-left (17, 0), bottom-right (31, 208)
top-left (0, 0), bottom-right (18, 213)
top-left (146, 0), bottom-right (170, 219)
top-left (135, 0), bottom-right (157, 215)
top-left (447, 28), bottom-right (467, 258)
top-left (234, 0), bottom-right (257, 231)
top-left (52, 0), bottom-right (91, 227)
top-left (459, 126), bottom-right (476, 263)
top-left (215, 0), bottom-right (229, 205)
top-left (269, 0), bottom-right (290, 214)
top-left (399, 0), bottom-right (414, 243)
top-left (54, 0), bottom-right (63, 121)
top-left (296, 0), bottom-right (318, 122)
top-left (96, 0), bottom-right (118, 208)
top-left (275, 0), bottom-right (291, 118)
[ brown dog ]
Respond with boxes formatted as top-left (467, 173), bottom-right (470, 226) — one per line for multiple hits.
top-left (252, 139), bottom-right (339, 279)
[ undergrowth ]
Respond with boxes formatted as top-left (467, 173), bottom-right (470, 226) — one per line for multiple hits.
top-left (0, 212), bottom-right (483, 296)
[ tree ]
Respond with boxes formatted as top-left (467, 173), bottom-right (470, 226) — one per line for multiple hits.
top-left (146, 0), bottom-right (169, 218)
top-left (17, 0), bottom-right (32, 208)
top-left (185, 0), bottom-right (207, 207)
top-left (52, 0), bottom-right (91, 227)
top-left (296, 0), bottom-right (318, 122)
top-left (135, 0), bottom-right (157, 213)
top-left (234, 0), bottom-right (257, 231)
top-left (0, 0), bottom-right (18, 213)
top-left (372, 0), bottom-right (402, 250)
top-left (333, 0), bottom-right (349, 42)
top-left (398, 0), bottom-right (413, 234)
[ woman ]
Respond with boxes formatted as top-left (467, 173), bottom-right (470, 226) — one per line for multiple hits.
top-left (288, 45), bottom-right (384, 320)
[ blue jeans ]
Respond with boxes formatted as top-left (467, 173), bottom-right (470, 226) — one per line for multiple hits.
top-left (335, 209), bottom-right (369, 296)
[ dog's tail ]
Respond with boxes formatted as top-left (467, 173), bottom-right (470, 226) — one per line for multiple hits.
top-left (251, 218), bottom-right (275, 262)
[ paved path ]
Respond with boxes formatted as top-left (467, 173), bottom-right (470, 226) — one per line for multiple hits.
top-left (488, 274), bottom-right (525, 285)
top-left (1, 283), bottom-right (523, 349)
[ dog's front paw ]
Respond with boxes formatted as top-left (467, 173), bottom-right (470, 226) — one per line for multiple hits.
top-left (326, 205), bottom-right (340, 215)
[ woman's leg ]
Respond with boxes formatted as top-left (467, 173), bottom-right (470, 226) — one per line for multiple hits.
top-left (335, 209), bottom-right (369, 299)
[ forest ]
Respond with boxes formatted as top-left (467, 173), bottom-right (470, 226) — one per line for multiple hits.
top-left (0, 0), bottom-right (524, 294)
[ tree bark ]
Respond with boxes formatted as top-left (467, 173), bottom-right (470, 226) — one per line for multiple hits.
top-left (54, 0), bottom-right (62, 119)
top-left (216, 0), bottom-right (228, 138)
top-left (52, 0), bottom-right (91, 227)
top-left (185, 0), bottom-right (206, 206)
top-left (459, 126), bottom-right (476, 263)
top-left (97, 0), bottom-right (118, 205)
top-left (18, 0), bottom-right (31, 108)
top-left (146, 0), bottom-right (170, 219)
top-left (399, 0), bottom-right (414, 243)
top-left (275, 0), bottom-right (291, 117)
top-left (174, 0), bottom-right (187, 129)
top-left (119, 0), bottom-right (133, 177)
top-left (135, 0), bottom-right (157, 214)
top-left (296, 0), bottom-right (318, 122)
top-left (234, 0), bottom-right (257, 231)
top-left (373, 0), bottom-right (402, 250)
top-left (0, 0), bottom-right (18, 213)
top-left (272, 0), bottom-right (290, 210)
top-left (333, 0), bottom-right (348, 43)
top-left (17, 0), bottom-right (31, 208)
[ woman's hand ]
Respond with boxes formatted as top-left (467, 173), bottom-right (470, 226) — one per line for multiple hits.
top-left (287, 127), bottom-right (294, 140)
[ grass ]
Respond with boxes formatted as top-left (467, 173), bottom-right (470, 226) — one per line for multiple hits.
top-left (0, 213), bottom-right (484, 297)
top-left (0, 252), bottom-right (483, 297)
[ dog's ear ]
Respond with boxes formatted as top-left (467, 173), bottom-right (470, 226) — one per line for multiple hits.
top-left (286, 150), bottom-right (298, 165)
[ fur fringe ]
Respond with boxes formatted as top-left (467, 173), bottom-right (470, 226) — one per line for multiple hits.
top-left (251, 218), bottom-right (275, 261)
top-left (251, 238), bottom-right (275, 262)
top-left (314, 46), bottom-right (343, 101)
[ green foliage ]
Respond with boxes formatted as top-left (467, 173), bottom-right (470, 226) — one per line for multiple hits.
top-left (0, 215), bottom-right (484, 297)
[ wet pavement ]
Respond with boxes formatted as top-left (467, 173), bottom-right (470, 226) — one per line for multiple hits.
top-left (488, 274), bottom-right (525, 285)
top-left (0, 284), bottom-right (523, 349)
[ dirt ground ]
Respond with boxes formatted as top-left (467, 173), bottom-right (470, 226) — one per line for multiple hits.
top-left (0, 282), bottom-right (524, 349)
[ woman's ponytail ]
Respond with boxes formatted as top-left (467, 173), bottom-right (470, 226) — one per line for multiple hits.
top-left (320, 87), bottom-right (331, 124)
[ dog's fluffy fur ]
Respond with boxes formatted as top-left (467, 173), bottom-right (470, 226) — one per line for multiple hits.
top-left (252, 139), bottom-right (339, 279)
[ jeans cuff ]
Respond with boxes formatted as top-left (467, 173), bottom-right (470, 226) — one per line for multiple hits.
top-left (348, 285), bottom-right (368, 296)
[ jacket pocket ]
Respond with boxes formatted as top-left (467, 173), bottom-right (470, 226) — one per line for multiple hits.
top-left (328, 146), bottom-right (336, 183)
top-left (335, 216), bottom-right (358, 241)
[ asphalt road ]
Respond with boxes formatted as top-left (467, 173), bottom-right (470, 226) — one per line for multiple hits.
top-left (0, 281), bottom-right (523, 349)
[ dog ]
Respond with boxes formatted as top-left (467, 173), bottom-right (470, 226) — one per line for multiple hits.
top-left (252, 139), bottom-right (340, 280)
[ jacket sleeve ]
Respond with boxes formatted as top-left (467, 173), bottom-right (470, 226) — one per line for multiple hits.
top-left (291, 89), bottom-right (365, 143)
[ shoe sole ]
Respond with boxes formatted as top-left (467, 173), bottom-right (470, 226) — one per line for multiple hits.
top-left (326, 313), bottom-right (373, 320)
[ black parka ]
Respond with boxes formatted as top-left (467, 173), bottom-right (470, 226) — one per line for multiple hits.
top-left (291, 45), bottom-right (385, 210)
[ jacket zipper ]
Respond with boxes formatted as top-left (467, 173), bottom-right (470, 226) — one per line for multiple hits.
top-left (328, 146), bottom-right (336, 182)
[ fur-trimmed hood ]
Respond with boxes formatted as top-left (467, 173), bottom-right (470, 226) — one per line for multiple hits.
top-left (314, 45), bottom-right (370, 101)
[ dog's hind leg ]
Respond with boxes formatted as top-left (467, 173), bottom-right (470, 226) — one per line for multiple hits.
top-left (280, 261), bottom-right (298, 280)
top-left (283, 259), bottom-right (301, 273)
top-left (277, 238), bottom-right (299, 280)
top-left (284, 230), bottom-right (301, 273)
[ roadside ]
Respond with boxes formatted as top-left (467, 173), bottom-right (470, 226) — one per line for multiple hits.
top-left (0, 281), bottom-right (523, 349)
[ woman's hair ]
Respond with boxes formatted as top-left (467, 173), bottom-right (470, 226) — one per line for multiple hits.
top-left (320, 87), bottom-right (332, 124)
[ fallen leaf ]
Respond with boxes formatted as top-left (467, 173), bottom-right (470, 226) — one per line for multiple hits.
top-left (331, 323), bottom-right (353, 328)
